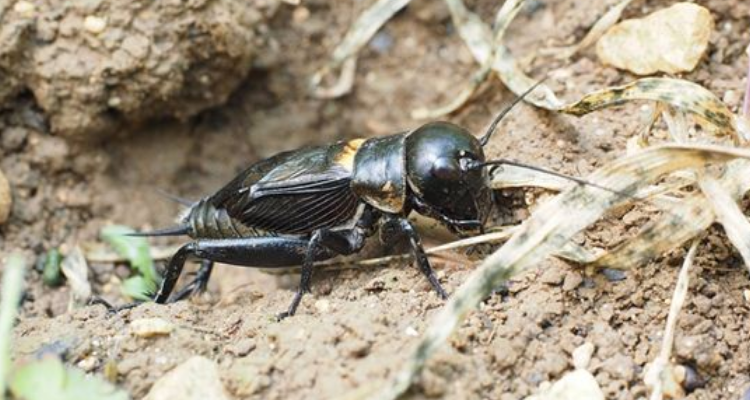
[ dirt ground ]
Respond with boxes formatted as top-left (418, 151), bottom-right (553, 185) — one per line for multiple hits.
top-left (4, 0), bottom-right (750, 399)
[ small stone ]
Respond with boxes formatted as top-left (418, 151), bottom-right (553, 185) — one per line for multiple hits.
top-left (405, 326), bottom-right (418, 337)
top-left (525, 369), bottom-right (604, 400)
top-left (540, 267), bottom-right (564, 286)
top-left (13, 1), bottom-right (35, 17)
top-left (292, 6), bottom-right (310, 24)
top-left (77, 356), bottom-right (99, 372)
top-left (130, 318), bottom-right (175, 337)
top-left (743, 289), bottom-right (750, 303)
top-left (723, 90), bottom-right (739, 106)
top-left (601, 268), bottom-right (626, 282)
top-left (0, 169), bottom-right (11, 225)
top-left (572, 342), bottom-right (595, 370)
top-left (226, 338), bottom-right (256, 357)
top-left (84, 16), bottom-right (107, 34)
top-left (369, 31), bottom-right (394, 55)
top-left (562, 271), bottom-right (583, 291)
top-left (492, 338), bottom-right (520, 370)
top-left (314, 299), bottom-right (330, 313)
top-left (144, 356), bottom-right (229, 400)
top-left (342, 338), bottom-right (372, 358)
top-left (601, 354), bottom-right (635, 381)
top-left (1, 127), bottom-right (29, 151)
top-left (596, 3), bottom-right (714, 75)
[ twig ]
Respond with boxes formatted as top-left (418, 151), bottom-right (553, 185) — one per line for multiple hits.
top-left (0, 254), bottom-right (26, 398)
top-left (645, 239), bottom-right (699, 400)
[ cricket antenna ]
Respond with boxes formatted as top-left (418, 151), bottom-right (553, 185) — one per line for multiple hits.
top-left (154, 188), bottom-right (194, 207)
top-left (475, 159), bottom-right (627, 196)
top-left (479, 79), bottom-right (547, 147)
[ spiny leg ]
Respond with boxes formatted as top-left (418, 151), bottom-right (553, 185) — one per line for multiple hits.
top-left (277, 227), bottom-right (369, 320)
top-left (148, 234), bottom-right (368, 317)
top-left (381, 217), bottom-right (449, 299)
top-left (169, 260), bottom-right (215, 303)
top-left (154, 243), bottom-right (195, 303)
top-left (276, 231), bottom-right (321, 321)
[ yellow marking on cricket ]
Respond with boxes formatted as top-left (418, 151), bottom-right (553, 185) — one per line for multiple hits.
top-left (334, 138), bottom-right (366, 171)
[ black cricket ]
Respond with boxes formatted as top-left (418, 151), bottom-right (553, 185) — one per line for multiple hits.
top-left (131, 84), bottom-right (600, 319)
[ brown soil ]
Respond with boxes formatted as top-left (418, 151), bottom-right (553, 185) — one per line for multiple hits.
top-left (4, 0), bottom-right (750, 399)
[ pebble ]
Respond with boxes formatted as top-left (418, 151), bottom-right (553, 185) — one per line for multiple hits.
top-left (572, 342), bottom-right (595, 370)
top-left (562, 271), bottom-right (583, 291)
top-left (405, 326), bottom-right (419, 337)
top-left (1, 126), bottom-right (28, 151)
top-left (84, 16), bottom-right (107, 34)
top-left (540, 267), bottom-right (564, 286)
top-left (13, 0), bottom-right (35, 17)
top-left (369, 31), bottom-right (394, 55)
top-left (0, 168), bottom-right (11, 224)
top-left (492, 338), bottom-right (520, 370)
top-left (601, 268), bottom-right (627, 282)
top-left (144, 356), bottom-right (229, 400)
top-left (314, 299), bottom-right (331, 313)
top-left (292, 6), bottom-right (310, 24)
top-left (525, 369), bottom-right (604, 400)
top-left (225, 338), bottom-right (256, 357)
top-left (743, 289), bottom-right (750, 303)
top-left (130, 318), bottom-right (175, 338)
top-left (77, 356), bottom-right (100, 372)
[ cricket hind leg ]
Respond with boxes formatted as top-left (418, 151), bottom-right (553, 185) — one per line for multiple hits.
top-left (153, 232), bottom-right (368, 319)
top-left (276, 227), bottom-right (369, 320)
top-left (169, 259), bottom-right (215, 303)
top-left (153, 237), bottom-right (330, 304)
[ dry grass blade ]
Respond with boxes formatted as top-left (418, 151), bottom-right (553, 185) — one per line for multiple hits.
top-left (540, 0), bottom-right (634, 59)
top-left (418, 0), bottom-right (561, 118)
top-left (490, 164), bottom-right (573, 191)
top-left (410, 0), bottom-right (496, 119)
top-left (561, 78), bottom-right (738, 141)
top-left (60, 246), bottom-right (92, 309)
top-left (588, 159), bottom-right (750, 270)
top-left (317, 228), bottom-right (517, 271)
top-left (310, 0), bottom-right (410, 98)
top-left (589, 195), bottom-right (709, 270)
top-left (487, 0), bottom-right (562, 109)
top-left (698, 176), bottom-right (750, 271)
top-left (370, 144), bottom-right (750, 400)
top-left (410, 65), bottom-right (492, 119)
top-left (443, 0), bottom-right (493, 63)
top-left (644, 239), bottom-right (698, 400)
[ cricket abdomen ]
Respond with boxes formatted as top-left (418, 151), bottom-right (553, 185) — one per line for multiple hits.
top-left (186, 199), bottom-right (270, 239)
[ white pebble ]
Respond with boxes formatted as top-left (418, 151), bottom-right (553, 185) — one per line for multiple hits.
top-left (743, 289), bottom-right (750, 303)
top-left (84, 15), bottom-right (107, 34)
top-left (404, 326), bottom-right (419, 337)
top-left (314, 299), bottom-right (330, 313)
top-left (130, 318), bottom-right (175, 337)
top-left (13, 1), bottom-right (35, 17)
top-left (572, 342), bottom-right (595, 370)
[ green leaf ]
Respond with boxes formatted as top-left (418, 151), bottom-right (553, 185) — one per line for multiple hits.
top-left (10, 357), bottom-right (129, 400)
top-left (0, 254), bottom-right (26, 397)
top-left (101, 225), bottom-right (160, 285)
top-left (120, 276), bottom-right (156, 301)
top-left (42, 249), bottom-right (63, 287)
